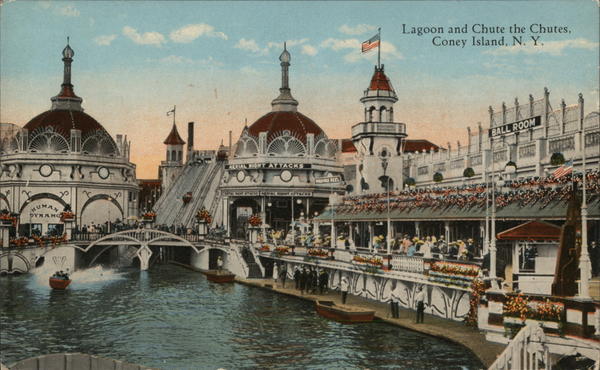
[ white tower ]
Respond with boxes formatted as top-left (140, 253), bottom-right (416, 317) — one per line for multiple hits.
top-left (160, 123), bottom-right (185, 193)
top-left (352, 65), bottom-right (407, 193)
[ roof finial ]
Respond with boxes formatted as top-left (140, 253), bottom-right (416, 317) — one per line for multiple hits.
top-left (272, 43), bottom-right (298, 112)
top-left (284, 41), bottom-right (287, 51)
top-left (67, 36), bottom-right (70, 45)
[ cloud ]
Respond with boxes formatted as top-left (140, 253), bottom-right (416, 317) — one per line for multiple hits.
top-left (56, 4), bottom-right (80, 17)
top-left (122, 26), bottom-right (166, 46)
top-left (484, 38), bottom-right (598, 56)
top-left (94, 34), bottom-right (117, 46)
top-left (301, 44), bottom-right (318, 56)
top-left (267, 38), bottom-right (308, 49)
top-left (156, 55), bottom-right (223, 66)
top-left (320, 38), bottom-right (360, 51)
top-left (338, 24), bottom-right (377, 35)
top-left (235, 38), bottom-right (268, 55)
top-left (169, 23), bottom-right (228, 43)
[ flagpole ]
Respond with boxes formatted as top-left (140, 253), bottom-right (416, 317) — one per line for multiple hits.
top-left (377, 28), bottom-right (381, 69)
top-left (172, 105), bottom-right (176, 125)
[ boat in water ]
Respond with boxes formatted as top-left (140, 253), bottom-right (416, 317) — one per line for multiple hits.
top-left (315, 300), bottom-right (375, 323)
top-left (49, 271), bottom-right (71, 290)
top-left (203, 269), bottom-right (235, 283)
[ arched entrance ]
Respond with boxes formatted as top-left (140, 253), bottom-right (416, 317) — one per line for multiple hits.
top-left (80, 196), bottom-right (123, 232)
top-left (229, 198), bottom-right (259, 239)
top-left (19, 196), bottom-right (65, 237)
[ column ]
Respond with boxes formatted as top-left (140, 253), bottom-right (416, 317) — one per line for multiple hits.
top-left (368, 222), bottom-right (374, 251)
top-left (222, 196), bottom-right (230, 237)
top-left (348, 222), bottom-right (354, 247)
top-left (444, 221), bottom-right (450, 246)
top-left (480, 221), bottom-right (487, 255)
top-left (260, 196), bottom-right (267, 240)
top-left (136, 245), bottom-right (153, 271)
top-left (415, 221), bottom-right (421, 239)
top-left (1, 224), bottom-right (10, 248)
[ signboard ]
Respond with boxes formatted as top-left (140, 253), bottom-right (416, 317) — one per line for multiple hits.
top-left (227, 191), bottom-right (314, 197)
top-left (226, 163), bottom-right (311, 170)
top-left (315, 176), bottom-right (342, 184)
top-left (489, 116), bottom-right (541, 138)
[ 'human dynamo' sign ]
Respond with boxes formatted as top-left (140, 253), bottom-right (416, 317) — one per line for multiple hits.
top-left (489, 116), bottom-right (541, 138)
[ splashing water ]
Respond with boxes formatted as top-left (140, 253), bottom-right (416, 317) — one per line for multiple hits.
top-left (30, 264), bottom-right (126, 289)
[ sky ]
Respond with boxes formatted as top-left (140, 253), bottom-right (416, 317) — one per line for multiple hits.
top-left (1, 0), bottom-right (598, 178)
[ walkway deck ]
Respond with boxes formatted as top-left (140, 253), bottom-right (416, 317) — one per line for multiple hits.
top-left (236, 277), bottom-right (505, 368)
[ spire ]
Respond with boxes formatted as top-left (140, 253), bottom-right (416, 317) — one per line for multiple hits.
top-left (51, 37), bottom-right (83, 111)
top-left (271, 42), bottom-right (298, 112)
top-left (163, 123), bottom-right (185, 145)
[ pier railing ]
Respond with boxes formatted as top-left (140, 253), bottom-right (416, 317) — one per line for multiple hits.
top-left (391, 255), bottom-right (425, 273)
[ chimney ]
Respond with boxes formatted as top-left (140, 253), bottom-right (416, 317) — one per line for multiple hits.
top-left (187, 122), bottom-right (194, 152)
top-left (228, 130), bottom-right (232, 158)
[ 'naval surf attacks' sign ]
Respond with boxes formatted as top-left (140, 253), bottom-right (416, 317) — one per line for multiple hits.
top-left (489, 116), bottom-right (541, 138)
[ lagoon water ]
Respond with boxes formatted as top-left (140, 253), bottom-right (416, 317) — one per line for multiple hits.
top-left (1, 265), bottom-right (482, 369)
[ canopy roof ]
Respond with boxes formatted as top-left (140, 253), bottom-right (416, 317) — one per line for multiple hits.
top-left (316, 198), bottom-right (600, 222)
top-left (496, 220), bottom-right (561, 241)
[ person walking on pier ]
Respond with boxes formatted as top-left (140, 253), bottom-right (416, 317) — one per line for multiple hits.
top-left (273, 262), bottom-right (279, 285)
top-left (279, 264), bottom-right (287, 288)
top-left (300, 267), bottom-right (308, 294)
top-left (217, 256), bottom-right (223, 271)
top-left (340, 276), bottom-right (349, 304)
top-left (415, 286), bottom-right (425, 324)
top-left (294, 267), bottom-right (301, 289)
top-left (319, 269), bottom-right (329, 294)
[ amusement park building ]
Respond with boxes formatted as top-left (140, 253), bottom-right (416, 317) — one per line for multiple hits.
top-left (0, 43), bottom-right (139, 236)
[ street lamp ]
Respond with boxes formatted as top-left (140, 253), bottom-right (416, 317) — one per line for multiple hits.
top-left (381, 155), bottom-right (392, 255)
top-left (578, 93), bottom-right (591, 299)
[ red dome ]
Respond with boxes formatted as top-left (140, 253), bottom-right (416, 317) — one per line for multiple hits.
top-left (247, 111), bottom-right (324, 144)
top-left (24, 109), bottom-right (108, 139)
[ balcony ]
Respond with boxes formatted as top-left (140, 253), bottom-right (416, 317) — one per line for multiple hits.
top-left (351, 121), bottom-right (406, 139)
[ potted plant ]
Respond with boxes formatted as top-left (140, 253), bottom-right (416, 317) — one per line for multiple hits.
top-left (550, 152), bottom-right (565, 166)
top-left (463, 167), bottom-right (475, 178)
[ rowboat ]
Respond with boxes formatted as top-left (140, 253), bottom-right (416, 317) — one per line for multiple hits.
top-left (203, 269), bottom-right (235, 283)
top-left (315, 300), bottom-right (375, 323)
top-left (49, 277), bottom-right (71, 290)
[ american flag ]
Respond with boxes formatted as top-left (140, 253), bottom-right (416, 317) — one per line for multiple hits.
top-left (553, 159), bottom-right (573, 179)
top-left (361, 33), bottom-right (380, 53)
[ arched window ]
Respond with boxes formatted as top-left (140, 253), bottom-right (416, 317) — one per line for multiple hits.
top-left (178, 151), bottom-right (182, 162)
top-left (171, 150), bottom-right (176, 162)
top-left (389, 108), bottom-right (394, 122)
top-left (166, 151), bottom-right (170, 161)
top-left (379, 106), bottom-right (387, 122)
top-left (368, 106), bottom-right (376, 122)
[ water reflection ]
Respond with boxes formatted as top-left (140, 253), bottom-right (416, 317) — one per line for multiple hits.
top-left (1, 265), bottom-right (481, 369)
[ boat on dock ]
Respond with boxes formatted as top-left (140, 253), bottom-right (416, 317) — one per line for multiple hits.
top-left (315, 300), bottom-right (375, 323)
top-left (203, 269), bottom-right (235, 283)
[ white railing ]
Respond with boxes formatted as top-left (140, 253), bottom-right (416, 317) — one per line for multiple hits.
top-left (231, 247), bottom-right (249, 278)
top-left (489, 322), bottom-right (551, 370)
top-left (249, 245), bottom-right (265, 277)
top-left (391, 255), bottom-right (424, 273)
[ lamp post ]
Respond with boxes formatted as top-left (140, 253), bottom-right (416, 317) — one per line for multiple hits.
top-left (381, 157), bottom-right (392, 255)
top-left (578, 93), bottom-right (591, 299)
top-left (489, 138), bottom-right (497, 283)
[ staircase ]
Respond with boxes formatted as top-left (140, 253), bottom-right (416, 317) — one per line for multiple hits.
top-left (489, 322), bottom-right (551, 369)
top-left (240, 246), bottom-right (263, 278)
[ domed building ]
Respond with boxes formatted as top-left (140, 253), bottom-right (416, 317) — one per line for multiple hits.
top-left (221, 44), bottom-right (344, 237)
top-left (0, 42), bottom-right (139, 236)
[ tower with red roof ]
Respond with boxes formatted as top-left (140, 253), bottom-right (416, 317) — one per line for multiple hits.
top-left (352, 64), bottom-right (407, 194)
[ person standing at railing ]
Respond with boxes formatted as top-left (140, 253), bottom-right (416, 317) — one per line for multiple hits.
top-left (272, 262), bottom-right (279, 284)
top-left (294, 267), bottom-right (301, 289)
top-left (279, 264), bottom-right (287, 288)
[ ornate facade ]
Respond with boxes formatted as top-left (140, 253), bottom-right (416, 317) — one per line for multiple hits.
top-left (0, 42), bottom-right (139, 236)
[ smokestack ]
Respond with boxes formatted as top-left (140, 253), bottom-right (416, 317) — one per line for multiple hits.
top-left (228, 130), bottom-right (232, 158)
top-left (187, 122), bottom-right (194, 152)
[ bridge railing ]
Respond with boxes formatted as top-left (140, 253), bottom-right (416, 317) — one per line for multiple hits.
top-left (391, 255), bottom-right (425, 273)
top-left (489, 322), bottom-right (551, 370)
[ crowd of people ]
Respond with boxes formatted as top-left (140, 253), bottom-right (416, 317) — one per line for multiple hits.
top-left (273, 265), bottom-right (329, 295)
top-left (337, 170), bottom-right (600, 215)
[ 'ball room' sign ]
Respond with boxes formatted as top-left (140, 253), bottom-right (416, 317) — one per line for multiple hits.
top-left (488, 116), bottom-right (541, 138)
